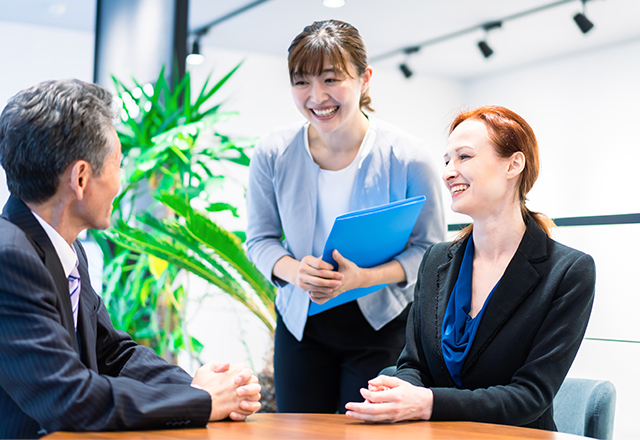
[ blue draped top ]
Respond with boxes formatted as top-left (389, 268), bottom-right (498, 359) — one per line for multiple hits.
top-left (441, 236), bottom-right (500, 387)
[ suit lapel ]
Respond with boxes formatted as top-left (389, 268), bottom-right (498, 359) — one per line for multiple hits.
top-left (435, 241), bottom-right (465, 338)
top-left (1, 196), bottom-right (79, 352)
top-left (462, 219), bottom-right (547, 375)
top-left (74, 242), bottom-right (98, 370)
top-left (433, 239), bottom-right (465, 386)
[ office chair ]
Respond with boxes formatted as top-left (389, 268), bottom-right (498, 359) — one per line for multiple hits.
top-left (553, 378), bottom-right (616, 440)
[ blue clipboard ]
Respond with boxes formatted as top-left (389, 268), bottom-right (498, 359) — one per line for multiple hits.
top-left (308, 195), bottom-right (426, 315)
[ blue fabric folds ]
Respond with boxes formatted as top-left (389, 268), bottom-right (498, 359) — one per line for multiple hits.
top-left (441, 236), bottom-right (499, 387)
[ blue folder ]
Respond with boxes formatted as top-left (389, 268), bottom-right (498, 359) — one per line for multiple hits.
top-left (308, 195), bottom-right (426, 315)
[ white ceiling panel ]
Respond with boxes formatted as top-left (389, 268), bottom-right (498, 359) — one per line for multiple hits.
top-left (1, 0), bottom-right (637, 79)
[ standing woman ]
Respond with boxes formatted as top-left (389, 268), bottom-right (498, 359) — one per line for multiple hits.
top-left (246, 19), bottom-right (445, 413)
top-left (345, 106), bottom-right (595, 431)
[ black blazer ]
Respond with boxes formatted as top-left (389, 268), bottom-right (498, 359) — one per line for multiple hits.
top-left (0, 197), bottom-right (211, 439)
top-left (395, 217), bottom-right (595, 430)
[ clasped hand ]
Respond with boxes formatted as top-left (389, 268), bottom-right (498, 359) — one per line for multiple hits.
top-left (344, 375), bottom-right (433, 423)
top-left (296, 250), bottom-right (364, 304)
top-left (191, 361), bottom-right (261, 421)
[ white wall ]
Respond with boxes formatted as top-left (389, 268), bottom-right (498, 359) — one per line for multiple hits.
top-left (0, 20), bottom-right (94, 208)
top-left (464, 37), bottom-right (640, 440)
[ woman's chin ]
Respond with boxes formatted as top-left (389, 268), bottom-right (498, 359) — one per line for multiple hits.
top-left (450, 203), bottom-right (465, 215)
top-left (450, 203), bottom-right (475, 219)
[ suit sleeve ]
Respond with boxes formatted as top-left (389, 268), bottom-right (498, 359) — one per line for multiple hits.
top-left (73, 242), bottom-right (198, 386)
top-left (93, 297), bottom-right (195, 384)
top-left (429, 253), bottom-right (595, 426)
top-left (395, 245), bottom-right (437, 387)
top-left (0, 244), bottom-right (211, 434)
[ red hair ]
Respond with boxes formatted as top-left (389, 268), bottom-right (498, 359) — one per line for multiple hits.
top-left (449, 106), bottom-right (555, 240)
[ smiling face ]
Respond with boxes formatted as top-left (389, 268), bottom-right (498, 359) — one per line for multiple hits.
top-left (291, 60), bottom-right (371, 135)
top-left (443, 119), bottom-right (521, 220)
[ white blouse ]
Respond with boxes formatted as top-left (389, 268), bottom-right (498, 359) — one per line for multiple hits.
top-left (303, 121), bottom-right (377, 258)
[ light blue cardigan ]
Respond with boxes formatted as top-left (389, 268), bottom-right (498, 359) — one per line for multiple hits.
top-left (246, 120), bottom-right (445, 341)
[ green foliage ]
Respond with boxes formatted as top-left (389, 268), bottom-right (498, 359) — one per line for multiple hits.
top-left (97, 65), bottom-right (275, 363)
top-left (103, 192), bottom-right (275, 333)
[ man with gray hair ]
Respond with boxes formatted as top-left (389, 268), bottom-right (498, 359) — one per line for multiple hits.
top-left (0, 79), bottom-right (261, 439)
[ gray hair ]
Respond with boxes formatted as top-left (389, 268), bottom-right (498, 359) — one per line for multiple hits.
top-left (0, 79), bottom-right (117, 203)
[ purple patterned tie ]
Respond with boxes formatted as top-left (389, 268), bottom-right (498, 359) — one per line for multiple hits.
top-left (68, 261), bottom-right (80, 330)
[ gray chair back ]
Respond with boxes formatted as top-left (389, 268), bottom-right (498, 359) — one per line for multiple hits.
top-left (553, 378), bottom-right (616, 440)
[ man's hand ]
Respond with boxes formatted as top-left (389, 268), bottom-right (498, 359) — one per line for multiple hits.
top-left (192, 362), bottom-right (262, 421)
top-left (344, 375), bottom-right (433, 423)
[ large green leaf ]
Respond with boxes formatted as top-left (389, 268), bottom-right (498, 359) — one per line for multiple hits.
top-left (104, 221), bottom-right (275, 333)
top-left (101, 62), bottom-right (272, 363)
top-left (160, 193), bottom-right (275, 301)
top-left (135, 213), bottom-right (245, 295)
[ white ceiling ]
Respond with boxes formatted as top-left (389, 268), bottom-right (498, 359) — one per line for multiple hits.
top-left (189, 0), bottom-right (640, 79)
top-left (1, 0), bottom-right (639, 79)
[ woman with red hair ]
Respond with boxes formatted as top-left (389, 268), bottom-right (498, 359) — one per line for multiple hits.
top-left (346, 106), bottom-right (595, 431)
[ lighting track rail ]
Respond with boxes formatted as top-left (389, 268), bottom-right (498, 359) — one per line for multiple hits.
top-left (370, 0), bottom-right (595, 64)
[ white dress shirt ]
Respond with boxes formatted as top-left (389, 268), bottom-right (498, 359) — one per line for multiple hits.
top-left (31, 211), bottom-right (78, 283)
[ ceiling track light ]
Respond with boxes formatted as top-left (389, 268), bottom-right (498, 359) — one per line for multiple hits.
top-left (398, 46), bottom-right (420, 79)
top-left (574, 0), bottom-right (594, 34)
top-left (187, 3), bottom-right (270, 67)
top-left (477, 21), bottom-right (501, 59)
top-left (478, 41), bottom-right (493, 58)
top-left (372, 1), bottom-right (600, 68)
top-left (187, 38), bottom-right (204, 65)
top-left (399, 63), bottom-right (413, 78)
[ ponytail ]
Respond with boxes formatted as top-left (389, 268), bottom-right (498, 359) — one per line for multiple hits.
top-left (521, 203), bottom-right (555, 238)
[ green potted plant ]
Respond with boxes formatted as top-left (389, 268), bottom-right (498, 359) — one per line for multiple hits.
top-left (93, 65), bottom-right (275, 367)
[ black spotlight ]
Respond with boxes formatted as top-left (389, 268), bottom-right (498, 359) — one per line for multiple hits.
top-left (574, 0), bottom-right (594, 34)
top-left (573, 12), bottom-right (594, 33)
top-left (478, 40), bottom-right (493, 58)
top-left (399, 63), bottom-right (413, 78)
top-left (478, 21), bottom-right (500, 59)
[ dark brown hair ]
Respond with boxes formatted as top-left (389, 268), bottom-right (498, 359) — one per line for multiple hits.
top-left (449, 106), bottom-right (555, 240)
top-left (287, 19), bottom-right (373, 112)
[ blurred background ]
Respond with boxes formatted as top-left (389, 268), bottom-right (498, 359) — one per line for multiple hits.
top-left (0, 0), bottom-right (638, 437)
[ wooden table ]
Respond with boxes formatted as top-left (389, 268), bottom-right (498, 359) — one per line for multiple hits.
top-left (44, 413), bottom-right (586, 439)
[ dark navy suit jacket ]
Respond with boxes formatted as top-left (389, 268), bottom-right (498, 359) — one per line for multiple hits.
top-left (395, 217), bottom-right (595, 431)
top-left (0, 196), bottom-right (210, 438)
